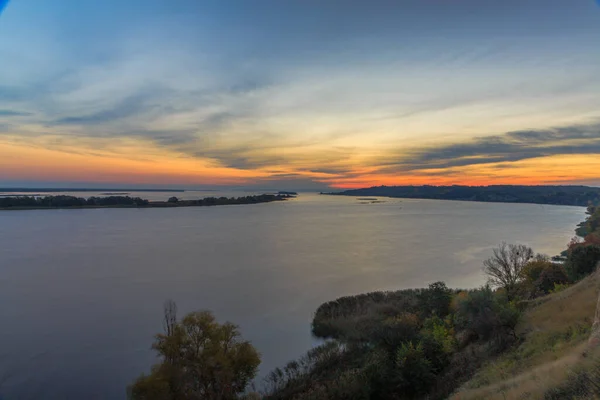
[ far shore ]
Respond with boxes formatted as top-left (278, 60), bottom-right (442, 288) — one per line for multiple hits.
top-left (0, 194), bottom-right (293, 211)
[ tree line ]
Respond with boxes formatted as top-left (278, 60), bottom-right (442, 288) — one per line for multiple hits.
top-left (328, 185), bottom-right (600, 207)
top-left (0, 195), bottom-right (149, 208)
top-left (0, 194), bottom-right (290, 210)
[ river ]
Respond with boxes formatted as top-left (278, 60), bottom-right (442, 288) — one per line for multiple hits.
top-left (0, 193), bottom-right (585, 399)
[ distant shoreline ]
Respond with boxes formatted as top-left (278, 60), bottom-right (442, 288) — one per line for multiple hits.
top-left (0, 194), bottom-right (292, 211)
top-left (0, 188), bottom-right (185, 193)
top-left (323, 184), bottom-right (600, 207)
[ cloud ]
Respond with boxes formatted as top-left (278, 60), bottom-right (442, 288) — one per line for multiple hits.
top-left (53, 93), bottom-right (154, 125)
top-left (378, 122), bottom-right (600, 173)
top-left (240, 176), bottom-right (331, 191)
top-left (2, 0), bottom-right (600, 189)
top-left (0, 109), bottom-right (32, 117)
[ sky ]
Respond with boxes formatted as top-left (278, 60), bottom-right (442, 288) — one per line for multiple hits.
top-left (1, 0), bottom-right (600, 190)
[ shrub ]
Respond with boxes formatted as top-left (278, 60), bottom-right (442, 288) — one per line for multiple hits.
top-left (422, 316), bottom-right (456, 354)
top-left (535, 263), bottom-right (569, 293)
top-left (311, 289), bottom-right (422, 339)
top-left (522, 260), bottom-right (570, 296)
top-left (454, 287), bottom-right (520, 344)
top-left (369, 313), bottom-right (420, 350)
top-left (522, 259), bottom-right (552, 284)
top-left (394, 342), bottom-right (436, 398)
top-left (565, 244), bottom-right (600, 280)
top-left (544, 360), bottom-right (600, 399)
top-left (420, 316), bottom-right (455, 374)
top-left (418, 281), bottom-right (453, 318)
top-left (550, 282), bottom-right (570, 293)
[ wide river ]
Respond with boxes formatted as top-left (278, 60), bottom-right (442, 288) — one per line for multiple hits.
top-left (0, 192), bottom-right (586, 399)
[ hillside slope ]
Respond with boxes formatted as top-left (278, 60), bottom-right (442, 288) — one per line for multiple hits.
top-left (451, 270), bottom-right (600, 399)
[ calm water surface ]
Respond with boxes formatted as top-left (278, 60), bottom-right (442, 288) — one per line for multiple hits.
top-left (0, 193), bottom-right (585, 399)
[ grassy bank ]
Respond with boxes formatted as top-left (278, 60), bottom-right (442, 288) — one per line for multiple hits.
top-left (451, 271), bottom-right (599, 399)
top-left (450, 204), bottom-right (600, 399)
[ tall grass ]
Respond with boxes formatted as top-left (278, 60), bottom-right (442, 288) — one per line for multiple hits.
top-left (452, 271), bottom-right (600, 400)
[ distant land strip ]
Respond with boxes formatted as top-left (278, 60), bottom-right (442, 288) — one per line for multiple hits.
top-left (324, 185), bottom-right (600, 207)
top-left (0, 188), bottom-right (186, 193)
top-left (0, 194), bottom-right (292, 211)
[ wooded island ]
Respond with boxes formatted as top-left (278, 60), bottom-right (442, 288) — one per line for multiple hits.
top-left (0, 194), bottom-right (292, 210)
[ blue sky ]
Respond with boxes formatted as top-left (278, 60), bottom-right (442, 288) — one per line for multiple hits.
top-left (1, 0), bottom-right (600, 188)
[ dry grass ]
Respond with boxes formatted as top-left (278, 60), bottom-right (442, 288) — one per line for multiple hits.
top-left (450, 271), bottom-right (600, 400)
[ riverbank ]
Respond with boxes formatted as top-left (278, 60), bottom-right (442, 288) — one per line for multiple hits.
top-left (0, 194), bottom-right (292, 211)
top-left (259, 202), bottom-right (600, 400)
top-left (450, 205), bottom-right (600, 398)
top-left (324, 185), bottom-right (600, 207)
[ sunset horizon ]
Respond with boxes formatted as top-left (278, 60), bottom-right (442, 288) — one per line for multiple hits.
top-left (2, 0), bottom-right (600, 189)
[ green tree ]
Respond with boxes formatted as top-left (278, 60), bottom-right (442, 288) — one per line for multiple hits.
top-left (419, 281), bottom-right (453, 317)
top-left (522, 258), bottom-right (552, 285)
top-left (535, 264), bottom-right (569, 294)
top-left (565, 245), bottom-right (600, 281)
top-left (129, 301), bottom-right (261, 400)
top-left (394, 342), bottom-right (435, 398)
top-left (522, 259), bottom-right (569, 297)
top-left (454, 287), bottom-right (520, 344)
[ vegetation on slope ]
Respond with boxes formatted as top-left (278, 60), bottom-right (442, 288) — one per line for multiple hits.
top-left (451, 203), bottom-right (600, 400)
top-left (566, 205), bottom-right (600, 281)
top-left (326, 185), bottom-right (600, 206)
top-left (129, 201), bottom-right (600, 399)
top-left (261, 282), bottom-right (520, 400)
top-left (451, 271), bottom-right (600, 400)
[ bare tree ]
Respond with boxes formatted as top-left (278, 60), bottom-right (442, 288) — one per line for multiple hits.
top-left (162, 299), bottom-right (178, 337)
top-left (483, 242), bottom-right (534, 300)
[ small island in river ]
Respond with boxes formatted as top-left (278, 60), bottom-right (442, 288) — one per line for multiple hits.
top-left (0, 194), bottom-right (292, 210)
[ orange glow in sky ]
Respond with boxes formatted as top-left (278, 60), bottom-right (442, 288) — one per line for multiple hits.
top-left (1, 1), bottom-right (600, 189)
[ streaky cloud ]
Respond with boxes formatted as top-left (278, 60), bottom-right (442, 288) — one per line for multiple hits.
top-left (0, 109), bottom-right (31, 117)
top-left (379, 122), bottom-right (600, 173)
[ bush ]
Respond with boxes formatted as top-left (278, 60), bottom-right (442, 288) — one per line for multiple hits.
top-left (565, 244), bottom-right (600, 280)
top-left (523, 260), bottom-right (570, 296)
top-left (394, 342), bottom-right (436, 398)
top-left (368, 313), bottom-right (420, 350)
top-left (418, 281), bottom-right (453, 318)
top-left (522, 259), bottom-right (552, 284)
top-left (544, 360), bottom-right (600, 399)
top-left (550, 282), bottom-right (570, 293)
top-left (311, 289), bottom-right (422, 339)
top-left (454, 287), bottom-right (520, 345)
top-left (419, 317), bottom-right (455, 374)
top-left (535, 263), bottom-right (569, 293)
